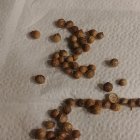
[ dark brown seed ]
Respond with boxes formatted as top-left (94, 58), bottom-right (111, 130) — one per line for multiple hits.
top-left (30, 30), bottom-right (41, 39)
top-left (51, 33), bottom-right (61, 42)
top-left (62, 62), bottom-right (69, 69)
top-left (69, 26), bottom-right (79, 33)
top-left (87, 29), bottom-right (97, 37)
top-left (89, 105), bottom-right (102, 114)
top-left (62, 105), bottom-right (72, 114)
top-left (74, 47), bottom-right (83, 55)
top-left (85, 99), bottom-right (95, 108)
top-left (110, 58), bottom-right (119, 67)
top-left (59, 50), bottom-right (68, 57)
top-left (66, 56), bottom-right (74, 62)
top-left (72, 130), bottom-right (81, 138)
top-left (46, 131), bottom-right (55, 139)
top-left (72, 42), bottom-right (80, 49)
top-left (65, 98), bottom-right (76, 107)
top-left (58, 131), bottom-right (68, 139)
top-left (119, 98), bottom-right (128, 105)
top-left (64, 68), bottom-right (73, 75)
top-left (56, 19), bottom-right (66, 28)
top-left (57, 113), bottom-right (68, 123)
top-left (79, 66), bottom-right (88, 74)
top-left (103, 82), bottom-right (113, 92)
top-left (79, 37), bottom-right (87, 44)
top-left (96, 32), bottom-right (104, 39)
top-left (128, 99), bottom-right (136, 110)
top-left (72, 54), bottom-right (79, 61)
top-left (85, 70), bottom-right (95, 78)
top-left (88, 64), bottom-right (96, 71)
top-left (95, 100), bottom-right (102, 107)
top-left (73, 71), bottom-right (82, 79)
top-left (110, 103), bottom-right (121, 111)
top-left (50, 109), bottom-right (60, 118)
top-left (36, 128), bottom-right (46, 139)
top-left (62, 122), bottom-right (73, 132)
top-left (102, 100), bottom-right (111, 109)
top-left (87, 36), bottom-right (95, 44)
top-left (136, 98), bottom-right (140, 106)
top-left (118, 79), bottom-right (127, 86)
top-left (75, 30), bottom-right (84, 38)
top-left (65, 21), bottom-right (74, 28)
top-left (35, 75), bottom-right (45, 84)
top-left (59, 56), bottom-right (65, 63)
top-left (53, 52), bottom-right (60, 59)
top-left (51, 59), bottom-right (60, 67)
top-left (43, 121), bottom-right (55, 129)
top-left (70, 35), bottom-right (77, 42)
top-left (76, 99), bottom-right (85, 107)
top-left (69, 62), bottom-right (79, 69)
top-left (82, 44), bottom-right (90, 52)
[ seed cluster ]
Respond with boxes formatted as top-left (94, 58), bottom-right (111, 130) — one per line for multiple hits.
top-left (50, 19), bottom-right (104, 79)
top-left (32, 94), bottom-right (140, 140)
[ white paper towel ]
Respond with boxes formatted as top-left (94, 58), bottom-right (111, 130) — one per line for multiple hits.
top-left (0, 0), bottom-right (140, 140)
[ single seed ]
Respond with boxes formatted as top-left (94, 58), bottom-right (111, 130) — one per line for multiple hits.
top-left (62, 62), bottom-right (69, 69)
top-left (62, 105), bottom-right (72, 114)
top-left (102, 100), bottom-right (111, 109)
top-left (56, 19), bottom-right (66, 28)
top-left (85, 99), bottom-right (95, 108)
top-left (70, 35), bottom-right (77, 42)
top-left (73, 71), bottom-right (82, 79)
top-left (75, 30), bottom-right (84, 38)
top-left (87, 36), bottom-right (95, 44)
top-left (95, 100), bottom-right (102, 107)
top-left (72, 42), bottom-right (80, 49)
top-left (118, 79), bottom-right (127, 86)
top-left (66, 56), bottom-right (74, 62)
top-left (85, 70), bottom-right (95, 78)
top-left (69, 62), bottom-right (79, 69)
top-left (72, 130), bottom-right (81, 138)
top-left (65, 21), bottom-right (74, 28)
top-left (119, 98), bottom-right (128, 105)
top-left (46, 131), bottom-right (55, 139)
top-left (64, 68), bottom-right (73, 75)
top-left (110, 58), bottom-right (119, 67)
top-left (57, 113), bottom-right (68, 123)
top-left (58, 131), bottom-right (68, 139)
top-left (108, 93), bottom-right (119, 103)
top-left (62, 122), bottom-right (73, 132)
top-left (65, 98), bottom-right (76, 106)
top-left (128, 99), bottom-right (136, 110)
top-left (30, 30), bottom-right (41, 39)
top-left (36, 128), bottom-right (46, 139)
top-left (79, 37), bottom-right (87, 44)
top-left (43, 121), bottom-right (55, 129)
top-left (72, 54), bottom-right (79, 61)
top-left (87, 29), bottom-right (98, 37)
top-left (69, 26), bottom-right (79, 33)
top-left (50, 109), bottom-right (60, 118)
top-left (53, 52), bottom-right (60, 59)
top-left (35, 75), bottom-right (45, 84)
top-left (59, 50), bottom-right (68, 57)
top-left (51, 59), bottom-right (60, 67)
top-left (59, 56), bottom-right (65, 63)
top-left (89, 105), bottom-right (102, 114)
top-left (96, 32), bottom-right (104, 39)
top-left (88, 64), bottom-right (96, 71)
top-left (110, 103), bottom-right (121, 111)
top-left (76, 99), bottom-right (85, 107)
top-left (82, 44), bottom-right (90, 52)
top-left (103, 82), bottom-right (113, 92)
top-left (79, 66), bottom-right (88, 74)
top-left (51, 33), bottom-right (61, 42)
top-left (74, 47), bottom-right (83, 55)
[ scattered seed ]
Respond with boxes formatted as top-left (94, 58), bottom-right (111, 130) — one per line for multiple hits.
top-left (72, 130), bottom-right (81, 138)
top-left (73, 71), bottom-right (82, 79)
top-left (59, 50), bottom-right (68, 57)
top-left (118, 79), bottom-right (127, 86)
top-left (30, 30), bottom-right (40, 39)
top-left (85, 99), bottom-right (95, 108)
top-left (110, 58), bottom-right (119, 67)
top-left (36, 128), bottom-right (46, 139)
top-left (62, 105), bottom-right (72, 114)
top-left (96, 32), bottom-right (104, 39)
top-left (52, 59), bottom-right (60, 67)
top-left (65, 98), bottom-right (76, 107)
top-left (51, 33), bottom-right (61, 42)
top-left (43, 121), bottom-right (55, 129)
top-left (35, 75), bottom-right (45, 84)
top-left (110, 103), bottom-right (121, 111)
top-left (76, 99), bottom-right (85, 107)
top-left (108, 93), bottom-right (119, 103)
top-left (57, 113), bottom-right (68, 123)
top-left (79, 66), bottom-right (88, 74)
top-left (103, 82), bottom-right (113, 92)
top-left (62, 62), bottom-right (69, 69)
top-left (50, 109), bottom-right (60, 118)
top-left (65, 21), bottom-right (74, 28)
top-left (88, 64), bottom-right (96, 71)
top-left (62, 122), bottom-right (73, 132)
top-left (46, 131), bottom-right (55, 139)
top-left (87, 29), bottom-right (98, 37)
top-left (74, 47), bottom-right (83, 55)
top-left (87, 36), bottom-right (95, 44)
top-left (82, 44), bottom-right (90, 52)
top-left (56, 19), bottom-right (66, 28)
top-left (85, 70), bottom-right (95, 78)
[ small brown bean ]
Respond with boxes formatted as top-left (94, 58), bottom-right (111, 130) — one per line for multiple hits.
top-left (65, 21), bottom-right (74, 28)
top-left (96, 32), bottom-right (104, 39)
top-left (30, 30), bottom-right (41, 39)
top-left (82, 44), bottom-right (90, 52)
top-left (103, 82), bottom-right (113, 92)
top-left (56, 19), bottom-right (66, 28)
top-left (35, 75), bottom-right (45, 84)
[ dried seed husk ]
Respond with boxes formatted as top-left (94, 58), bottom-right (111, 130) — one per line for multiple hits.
top-left (108, 93), bottom-right (119, 103)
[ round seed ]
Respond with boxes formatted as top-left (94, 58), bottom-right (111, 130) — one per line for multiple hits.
top-left (118, 79), bottom-right (127, 86)
top-left (69, 26), bottom-right (79, 33)
top-left (73, 71), bottom-right (82, 79)
top-left (66, 56), bottom-right (74, 62)
top-left (43, 121), bottom-right (55, 129)
top-left (36, 128), bottom-right (46, 139)
top-left (51, 59), bottom-right (60, 67)
top-left (46, 131), bottom-right (55, 139)
top-left (89, 105), bottom-right (102, 114)
top-left (96, 32), bottom-right (104, 39)
top-left (72, 42), bottom-right (80, 49)
top-left (87, 36), bottom-right (95, 44)
top-left (62, 105), bottom-right (72, 114)
top-left (85, 70), bottom-right (95, 78)
top-left (82, 44), bottom-right (90, 52)
top-left (88, 64), bottom-right (96, 71)
top-left (62, 122), bottom-right (73, 132)
top-left (72, 130), bottom-right (81, 138)
top-left (75, 30), bottom-right (84, 38)
top-left (76, 99), bottom-right (85, 107)
top-left (62, 62), bottom-right (69, 69)
top-left (70, 35), bottom-right (77, 42)
top-left (79, 66), bottom-right (88, 74)
top-left (56, 19), bottom-right (66, 28)
top-left (79, 37), bottom-right (87, 44)
top-left (74, 47), bottom-right (83, 55)
top-left (65, 21), bottom-right (74, 28)
top-left (65, 98), bottom-right (76, 107)
top-left (110, 58), bottom-right (119, 67)
top-left (110, 103), bottom-right (121, 111)
top-left (103, 82), bottom-right (113, 92)
top-left (51, 33), bottom-right (61, 42)
top-left (85, 99), bottom-right (95, 108)
top-left (35, 75), bottom-right (45, 84)
top-left (108, 93), bottom-right (119, 103)
top-left (58, 131), bottom-right (68, 139)
top-left (30, 30), bottom-right (40, 39)
top-left (50, 109), bottom-right (60, 118)
top-left (57, 114), bottom-right (68, 123)
top-left (87, 29), bottom-right (97, 37)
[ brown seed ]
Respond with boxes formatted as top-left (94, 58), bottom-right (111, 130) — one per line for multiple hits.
top-left (103, 82), bottom-right (113, 92)
top-left (62, 105), bottom-right (72, 114)
top-left (46, 131), bottom-right (55, 139)
top-left (72, 54), bottom-right (79, 61)
top-left (136, 98), bottom-right (140, 106)
top-left (110, 103), bottom-right (121, 111)
top-left (96, 32), bottom-right (104, 39)
top-left (72, 42), bottom-right (80, 49)
top-left (51, 33), bottom-right (61, 42)
top-left (76, 99), bottom-right (85, 107)
top-left (35, 75), bottom-right (45, 84)
top-left (87, 36), bottom-right (95, 44)
top-left (118, 79), bottom-right (127, 86)
top-left (73, 71), bottom-right (82, 79)
top-left (108, 93), bottom-right (119, 103)
top-left (89, 105), bottom-right (102, 114)
top-left (79, 66), bottom-right (88, 74)
top-left (85, 70), bottom-right (95, 78)
top-left (69, 26), bottom-right (79, 33)
top-left (53, 52), bottom-right (60, 59)
top-left (79, 37), bottom-right (87, 44)
top-left (43, 121), bottom-right (55, 129)
top-left (69, 62), bottom-right (79, 69)
top-left (85, 99), bottom-right (95, 108)
top-left (57, 113), bottom-right (68, 123)
top-left (65, 98), bottom-right (76, 107)
top-left (62, 62), bottom-right (69, 69)
top-left (59, 50), bottom-right (68, 57)
top-left (88, 64), bottom-right (96, 71)
top-left (36, 128), bottom-right (46, 139)
top-left (70, 35), bottom-right (77, 42)
top-left (65, 21), bottom-right (74, 28)
top-left (110, 58), bottom-right (119, 67)
top-left (50, 109), bottom-right (60, 118)
top-left (82, 44), bottom-right (90, 52)
top-left (56, 19), bottom-right (66, 28)
top-left (51, 59), bottom-right (60, 67)
top-left (102, 100), bottom-right (111, 109)
top-left (30, 30), bottom-right (41, 39)
top-left (66, 56), bottom-right (74, 62)
top-left (87, 29), bottom-right (98, 37)
top-left (59, 56), bottom-right (65, 63)
top-left (74, 47), bottom-right (83, 55)
top-left (128, 99), bottom-right (136, 110)
top-left (62, 122), bottom-right (73, 132)
top-left (95, 100), bottom-right (103, 107)
top-left (64, 68), bottom-right (73, 75)
top-left (58, 131), bottom-right (68, 139)
top-left (72, 130), bottom-right (81, 138)
top-left (75, 30), bottom-right (84, 38)
top-left (119, 98), bottom-right (128, 105)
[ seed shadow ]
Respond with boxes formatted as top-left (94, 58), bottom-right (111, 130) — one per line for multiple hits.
top-left (97, 83), bottom-right (103, 91)
top-left (104, 60), bottom-right (110, 67)
top-left (29, 129), bottom-right (38, 139)
top-left (30, 76), bottom-right (36, 84)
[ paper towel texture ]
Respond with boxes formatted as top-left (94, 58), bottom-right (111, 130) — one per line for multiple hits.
top-left (0, 0), bottom-right (140, 140)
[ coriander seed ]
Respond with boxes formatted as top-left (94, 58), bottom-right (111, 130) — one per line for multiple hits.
top-left (59, 56), bottom-right (65, 63)
top-left (88, 64), bottom-right (96, 71)
top-left (88, 29), bottom-right (97, 37)
top-left (85, 99), bottom-right (95, 108)
top-left (87, 36), bottom-right (95, 44)
top-left (62, 105), bottom-right (72, 114)
top-left (50, 109), bottom-right (60, 118)
top-left (43, 121), bottom-right (55, 129)
top-left (108, 93), bottom-right (119, 103)
top-left (85, 70), bottom-right (95, 78)
top-left (36, 128), bottom-right (46, 139)
top-left (58, 131), bottom-right (68, 139)
top-left (82, 44), bottom-right (90, 52)
top-left (65, 98), bottom-right (76, 106)
top-left (128, 99), bottom-right (136, 110)
top-left (110, 103), bottom-right (121, 111)
top-left (64, 68), bottom-right (73, 75)
top-left (56, 19), bottom-right (66, 28)
top-left (57, 113), bottom-right (68, 123)
top-left (70, 35), bottom-right (77, 42)
top-left (69, 26), bottom-right (79, 33)
top-left (79, 37), bottom-right (87, 44)
top-left (136, 98), bottom-right (140, 106)
top-left (79, 66), bottom-right (88, 74)
top-left (96, 32), bottom-right (104, 39)
top-left (62, 122), bottom-right (73, 132)
top-left (35, 75), bottom-right (45, 84)
top-left (72, 54), bottom-right (79, 61)
top-left (76, 99), bottom-right (85, 107)
top-left (30, 30), bottom-right (41, 39)
top-left (73, 71), bottom-right (82, 79)
top-left (66, 56), bottom-right (74, 62)
top-left (72, 130), bottom-right (81, 138)
top-left (74, 47), bottom-right (83, 55)
top-left (59, 50), bottom-right (68, 57)
top-left (46, 131), bottom-right (55, 139)
top-left (102, 100), bottom-right (111, 109)
top-left (72, 42), bottom-right (80, 49)
top-left (119, 98), bottom-right (128, 105)
top-left (103, 82), bottom-right (113, 92)
top-left (69, 62), bottom-right (79, 69)
top-left (75, 30), bottom-right (84, 38)
top-left (89, 105), bottom-right (102, 114)
top-left (51, 33), bottom-right (61, 42)
top-left (110, 58), bottom-right (119, 67)
top-left (118, 79), bottom-right (127, 86)
top-left (51, 58), bottom-right (60, 67)
top-left (53, 52), bottom-right (60, 59)
top-left (62, 62), bottom-right (69, 69)
top-left (65, 21), bottom-right (74, 28)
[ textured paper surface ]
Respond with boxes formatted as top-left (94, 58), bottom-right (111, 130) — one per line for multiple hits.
top-left (0, 0), bottom-right (140, 140)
